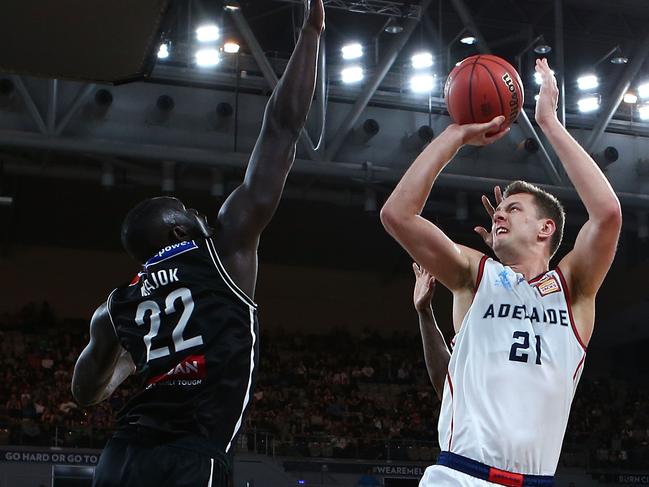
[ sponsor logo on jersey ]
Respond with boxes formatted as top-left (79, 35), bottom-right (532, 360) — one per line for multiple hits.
top-left (144, 240), bottom-right (198, 267)
top-left (535, 275), bottom-right (561, 297)
top-left (147, 354), bottom-right (206, 387)
top-left (495, 270), bottom-right (513, 291)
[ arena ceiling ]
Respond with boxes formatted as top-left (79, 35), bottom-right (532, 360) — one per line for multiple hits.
top-left (1, 0), bottom-right (649, 249)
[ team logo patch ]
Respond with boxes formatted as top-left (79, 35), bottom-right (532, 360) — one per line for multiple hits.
top-left (145, 240), bottom-right (198, 267)
top-left (535, 275), bottom-right (560, 297)
top-left (147, 354), bottom-right (206, 387)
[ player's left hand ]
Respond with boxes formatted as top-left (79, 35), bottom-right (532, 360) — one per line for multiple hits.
top-left (413, 263), bottom-right (436, 312)
top-left (304, 0), bottom-right (325, 33)
top-left (534, 58), bottom-right (559, 126)
top-left (474, 185), bottom-right (503, 249)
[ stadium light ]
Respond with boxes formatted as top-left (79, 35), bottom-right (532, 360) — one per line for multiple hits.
top-left (411, 74), bottom-right (435, 93)
top-left (157, 43), bottom-right (170, 59)
top-left (639, 104), bottom-right (649, 120)
top-left (341, 66), bottom-right (364, 84)
top-left (196, 48), bottom-right (220, 67)
top-left (577, 95), bottom-right (600, 113)
top-left (224, 42), bottom-right (240, 54)
top-left (460, 35), bottom-right (477, 45)
top-left (411, 52), bottom-right (433, 70)
top-left (638, 82), bottom-right (649, 99)
top-left (341, 43), bottom-right (363, 60)
top-left (623, 92), bottom-right (638, 104)
top-left (577, 74), bottom-right (599, 91)
top-left (196, 24), bottom-right (220, 42)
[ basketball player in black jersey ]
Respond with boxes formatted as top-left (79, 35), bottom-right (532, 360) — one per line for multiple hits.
top-left (71, 2), bottom-right (324, 486)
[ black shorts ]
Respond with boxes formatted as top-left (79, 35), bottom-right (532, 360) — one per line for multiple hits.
top-left (93, 431), bottom-right (231, 487)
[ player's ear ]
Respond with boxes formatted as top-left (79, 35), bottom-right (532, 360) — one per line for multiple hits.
top-left (171, 226), bottom-right (189, 242)
top-left (538, 218), bottom-right (556, 242)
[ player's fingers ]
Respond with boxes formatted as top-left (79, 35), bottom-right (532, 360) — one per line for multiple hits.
top-left (412, 262), bottom-right (420, 276)
top-left (495, 185), bottom-right (503, 204)
top-left (474, 226), bottom-right (489, 240)
top-left (484, 127), bottom-right (510, 144)
top-left (481, 195), bottom-right (495, 216)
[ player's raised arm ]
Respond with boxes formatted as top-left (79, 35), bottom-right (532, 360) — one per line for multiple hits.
top-left (380, 117), bottom-right (508, 291)
top-left (71, 303), bottom-right (135, 407)
top-left (413, 264), bottom-right (450, 400)
top-left (217, 0), bottom-right (324, 252)
top-left (535, 59), bottom-right (622, 334)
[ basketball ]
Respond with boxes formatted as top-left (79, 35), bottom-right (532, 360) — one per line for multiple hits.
top-left (444, 54), bottom-right (524, 129)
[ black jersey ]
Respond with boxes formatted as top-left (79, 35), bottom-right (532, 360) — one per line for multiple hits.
top-left (107, 238), bottom-right (259, 454)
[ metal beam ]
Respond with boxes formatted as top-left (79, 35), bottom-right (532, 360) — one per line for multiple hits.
top-left (2, 130), bottom-right (649, 209)
top-left (55, 84), bottom-right (96, 136)
top-left (276, 0), bottom-right (422, 19)
top-left (448, 0), bottom-right (563, 185)
top-left (47, 79), bottom-right (58, 134)
top-left (585, 30), bottom-right (649, 152)
top-left (324, 0), bottom-right (434, 161)
top-left (228, 6), bottom-right (319, 161)
top-left (11, 76), bottom-right (47, 134)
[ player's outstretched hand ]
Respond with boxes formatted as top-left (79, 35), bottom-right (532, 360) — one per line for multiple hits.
top-left (413, 263), bottom-right (436, 313)
top-left (474, 185), bottom-right (503, 249)
top-left (449, 115), bottom-right (510, 147)
top-left (534, 58), bottom-right (559, 126)
top-left (304, 0), bottom-right (325, 33)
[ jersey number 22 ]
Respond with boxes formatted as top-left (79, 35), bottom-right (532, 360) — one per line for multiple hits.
top-left (135, 287), bottom-right (203, 362)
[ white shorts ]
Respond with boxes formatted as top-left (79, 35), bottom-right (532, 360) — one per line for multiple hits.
top-left (419, 465), bottom-right (495, 487)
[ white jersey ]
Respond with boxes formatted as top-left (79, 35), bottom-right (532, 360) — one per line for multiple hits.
top-left (438, 256), bottom-right (587, 476)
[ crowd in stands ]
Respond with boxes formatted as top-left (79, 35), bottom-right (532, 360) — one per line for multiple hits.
top-left (1, 302), bottom-right (648, 470)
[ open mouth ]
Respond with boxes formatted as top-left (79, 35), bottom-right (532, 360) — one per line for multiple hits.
top-left (495, 227), bottom-right (509, 236)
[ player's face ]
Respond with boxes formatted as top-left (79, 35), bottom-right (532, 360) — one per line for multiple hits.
top-left (491, 193), bottom-right (544, 257)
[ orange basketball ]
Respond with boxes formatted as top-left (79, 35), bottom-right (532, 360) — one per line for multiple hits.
top-left (444, 54), bottom-right (524, 129)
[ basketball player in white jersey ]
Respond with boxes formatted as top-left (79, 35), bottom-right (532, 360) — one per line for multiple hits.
top-left (381, 58), bottom-right (622, 486)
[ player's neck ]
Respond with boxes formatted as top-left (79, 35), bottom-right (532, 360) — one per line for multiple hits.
top-left (500, 253), bottom-right (549, 282)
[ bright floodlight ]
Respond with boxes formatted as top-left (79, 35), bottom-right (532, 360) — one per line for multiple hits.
top-left (341, 66), bottom-right (364, 84)
top-left (411, 74), bottom-right (435, 93)
top-left (196, 24), bottom-right (220, 42)
top-left (157, 43), bottom-right (170, 59)
top-left (196, 48), bottom-right (220, 67)
top-left (341, 43), bottom-right (363, 60)
top-left (639, 104), bottom-right (649, 120)
top-left (577, 74), bottom-right (598, 91)
top-left (411, 52), bottom-right (433, 69)
top-left (638, 82), bottom-right (649, 99)
top-left (224, 42), bottom-right (240, 54)
top-left (623, 92), bottom-right (638, 104)
top-left (460, 35), bottom-right (477, 45)
top-left (577, 95), bottom-right (600, 113)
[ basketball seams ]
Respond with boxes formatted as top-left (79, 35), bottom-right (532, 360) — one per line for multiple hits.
top-left (445, 61), bottom-right (477, 124)
top-left (480, 57), bottom-right (524, 112)
top-left (467, 56), bottom-right (481, 123)
top-left (477, 62), bottom-right (505, 121)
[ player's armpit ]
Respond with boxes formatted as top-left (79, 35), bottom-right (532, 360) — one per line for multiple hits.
top-left (380, 212), bottom-right (481, 291)
top-left (71, 303), bottom-right (132, 407)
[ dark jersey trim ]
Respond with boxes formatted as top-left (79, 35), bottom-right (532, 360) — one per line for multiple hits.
top-left (205, 238), bottom-right (257, 309)
top-left (555, 267), bottom-right (587, 351)
top-left (475, 255), bottom-right (489, 291)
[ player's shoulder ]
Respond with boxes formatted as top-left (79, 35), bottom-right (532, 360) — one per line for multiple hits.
top-left (457, 245), bottom-right (490, 290)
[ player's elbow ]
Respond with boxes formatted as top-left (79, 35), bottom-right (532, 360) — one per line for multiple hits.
top-left (597, 199), bottom-right (622, 230)
top-left (380, 204), bottom-right (406, 235)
